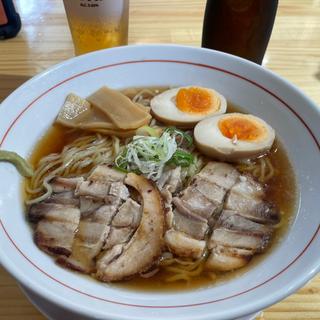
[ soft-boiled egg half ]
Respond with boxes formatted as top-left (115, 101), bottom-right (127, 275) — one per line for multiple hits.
top-left (194, 113), bottom-right (275, 161)
top-left (150, 86), bottom-right (227, 128)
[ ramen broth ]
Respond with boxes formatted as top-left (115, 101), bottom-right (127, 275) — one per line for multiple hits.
top-left (26, 92), bottom-right (297, 292)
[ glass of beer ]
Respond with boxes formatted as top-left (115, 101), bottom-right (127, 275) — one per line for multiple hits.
top-left (202, 0), bottom-right (278, 64)
top-left (63, 0), bottom-right (129, 55)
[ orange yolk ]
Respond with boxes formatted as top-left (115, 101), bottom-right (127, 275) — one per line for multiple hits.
top-left (176, 87), bottom-right (219, 114)
top-left (218, 117), bottom-right (263, 141)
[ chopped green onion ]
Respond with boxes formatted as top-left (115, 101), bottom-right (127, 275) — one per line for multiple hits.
top-left (114, 127), bottom-right (194, 180)
top-left (115, 132), bottom-right (177, 180)
top-left (168, 149), bottom-right (194, 167)
top-left (164, 127), bottom-right (193, 147)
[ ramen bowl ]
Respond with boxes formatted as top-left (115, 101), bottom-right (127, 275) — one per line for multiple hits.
top-left (0, 45), bottom-right (319, 320)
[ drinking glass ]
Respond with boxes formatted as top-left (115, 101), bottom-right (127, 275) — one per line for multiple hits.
top-left (63, 0), bottom-right (129, 55)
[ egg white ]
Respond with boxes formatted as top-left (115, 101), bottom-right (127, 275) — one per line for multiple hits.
top-left (194, 113), bottom-right (275, 161)
top-left (150, 87), bottom-right (227, 128)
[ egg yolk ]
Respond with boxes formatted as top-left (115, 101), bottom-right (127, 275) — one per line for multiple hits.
top-left (218, 116), bottom-right (264, 141)
top-left (176, 87), bottom-right (219, 114)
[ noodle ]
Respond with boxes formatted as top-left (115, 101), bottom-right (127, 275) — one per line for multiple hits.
top-left (26, 134), bottom-right (119, 204)
top-left (132, 88), bottom-right (160, 106)
top-left (160, 251), bottom-right (209, 283)
top-left (264, 158), bottom-right (275, 181)
top-left (237, 156), bottom-right (276, 183)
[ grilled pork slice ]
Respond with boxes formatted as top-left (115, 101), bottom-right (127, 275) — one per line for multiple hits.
top-left (178, 188), bottom-right (219, 220)
top-left (46, 191), bottom-right (79, 206)
top-left (171, 204), bottom-right (208, 240)
top-left (29, 177), bottom-right (83, 221)
top-left (96, 173), bottom-right (165, 282)
top-left (165, 162), bottom-right (238, 258)
top-left (197, 162), bottom-right (240, 190)
top-left (225, 175), bottom-right (280, 225)
top-left (225, 192), bottom-right (279, 225)
top-left (57, 202), bottom-right (119, 273)
top-left (109, 181), bottom-right (130, 200)
top-left (111, 198), bottom-right (141, 228)
top-left (157, 166), bottom-right (183, 216)
top-left (103, 198), bottom-right (141, 249)
top-left (216, 210), bottom-right (273, 235)
top-left (57, 167), bottom-right (129, 273)
top-left (157, 166), bottom-right (182, 194)
top-left (190, 176), bottom-right (227, 205)
top-left (164, 229), bottom-right (206, 259)
top-left (50, 177), bottom-right (84, 193)
top-left (179, 162), bottom-right (237, 221)
top-left (79, 196), bottom-right (104, 216)
top-left (29, 177), bottom-right (82, 255)
top-left (230, 175), bottom-right (264, 198)
top-left (206, 245), bottom-right (253, 271)
top-left (209, 228), bottom-right (270, 252)
top-left (103, 227), bottom-right (134, 250)
top-left (29, 202), bottom-right (60, 223)
top-left (89, 165), bottom-right (126, 183)
top-left (34, 204), bottom-right (80, 256)
top-left (206, 172), bottom-right (280, 272)
top-left (75, 181), bottom-right (111, 199)
top-left (75, 165), bottom-right (126, 199)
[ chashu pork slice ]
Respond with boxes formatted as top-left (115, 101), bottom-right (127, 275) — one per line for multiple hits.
top-left (157, 166), bottom-right (182, 203)
top-left (164, 161), bottom-right (238, 259)
top-left (57, 202), bottom-right (119, 273)
top-left (28, 177), bottom-right (83, 222)
top-left (96, 173), bottom-right (165, 282)
top-left (190, 176), bottom-right (227, 206)
top-left (48, 177), bottom-right (83, 206)
top-left (45, 191), bottom-right (79, 206)
top-left (225, 192), bottom-right (279, 225)
top-left (171, 202), bottom-right (209, 240)
top-left (111, 198), bottom-right (142, 228)
top-left (50, 177), bottom-right (84, 193)
top-left (79, 196), bottom-right (104, 216)
top-left (75, 165), bottom-right (127, 199)
top-left (34, 203), bottom-right (80, 256)
top-left (225, 175), bottom-right (280, 225)
top-left (178, 187), bottom-right (219, 220)
top-left (197, 161), bottom-right (240, 190)
top-left (206, 245), bottom-right (253, 271)
top-left (209, 228), bottom-right (270, 252)
top-left (206, 172), bottom-right (280, 272)
top-left (103, 198), bottom-right (142, 250)
top-left (157, 166), bottom-right (182, 194)
top-left (206, 231), bottom-right (269, 272)
top-left (216, 210), bottom-right (273, 236)
top-left (164, 229), bottom-right (206, 259)
top-left (57, 168), bottom-right (129, 273)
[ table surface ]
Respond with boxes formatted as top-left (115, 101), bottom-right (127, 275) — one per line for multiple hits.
top-left (0, 0), bottom-right (319, 319)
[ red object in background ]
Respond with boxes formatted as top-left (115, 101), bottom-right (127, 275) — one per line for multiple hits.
top-left (0, 1), bottom-right (8, 25)
top-left (0, 0), bottom-right (21, 39)
top-left (202, 0), bottom-right (278, 64)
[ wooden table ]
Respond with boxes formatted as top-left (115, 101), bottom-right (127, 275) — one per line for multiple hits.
top-left (0, 0), bottom-right (319, 319)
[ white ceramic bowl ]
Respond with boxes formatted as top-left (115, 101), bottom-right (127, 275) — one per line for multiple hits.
top-left (0, 45), bottom-right (319, 320)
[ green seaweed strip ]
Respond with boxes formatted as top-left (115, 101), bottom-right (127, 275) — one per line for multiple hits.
top-left (0, 150), bottom-right (34, 177)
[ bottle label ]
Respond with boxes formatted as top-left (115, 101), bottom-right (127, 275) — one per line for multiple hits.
top-left (0, 1), bottom-right (8, 25)
top-left (64, 0), bottom-right (124, 20)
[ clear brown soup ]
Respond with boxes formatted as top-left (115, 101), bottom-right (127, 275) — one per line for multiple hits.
top-left (27, 98), bottom-right (297, 292)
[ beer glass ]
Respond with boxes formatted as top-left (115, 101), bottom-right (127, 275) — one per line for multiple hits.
top-left (63, 0), bottom-right (129, 55)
